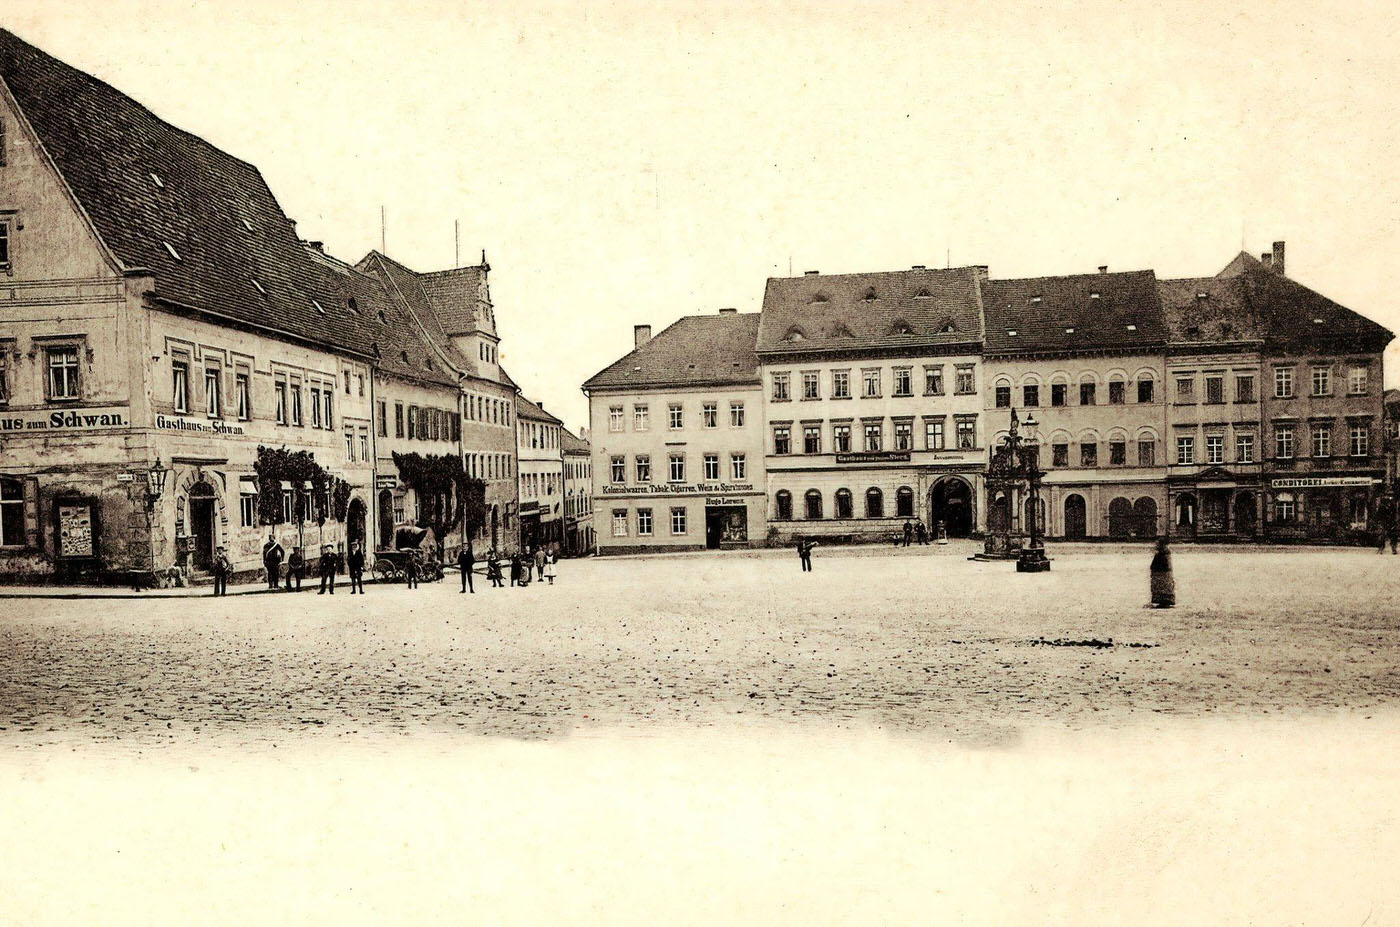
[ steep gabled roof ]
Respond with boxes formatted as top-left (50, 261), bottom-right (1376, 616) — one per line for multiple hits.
top-left (982, 270), bottom-right (1164, 355)
top-left (583, 312), bottom-right (762, 391)
top-left (418, 265), bottom-right (493, 338)
top-left (561, 427), bottom-right (590, 455)
top-left (756, 267), bottom-right (983, 355)
top-left (1159, 275), bottom-right (1264, 345)
top-left (1223, 254), bottom-right (1392, 353)
top-left (516, 393), bottom-right (562, 425)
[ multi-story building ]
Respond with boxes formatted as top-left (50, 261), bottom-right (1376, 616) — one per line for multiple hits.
top-left (515, 394), bottom-right (564, 550)
top-left (982, 270), bottom-right (1168, 539)
top-left (756, 268), bottom-right (987, 542)
top-left (562, 426), bottom-right (594, 556)
top-left (583, 310), bottom-right (765, 554)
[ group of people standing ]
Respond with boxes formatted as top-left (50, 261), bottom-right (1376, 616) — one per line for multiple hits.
top-left (246, 536), bottom-right (366, 596)
top-left (455, 545), bottom-right (557, 591)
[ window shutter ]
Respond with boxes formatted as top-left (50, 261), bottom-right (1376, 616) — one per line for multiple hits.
top-left (23, 476), bottom-right (39, 548)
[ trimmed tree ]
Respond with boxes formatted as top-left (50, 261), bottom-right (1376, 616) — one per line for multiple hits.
top-left (390, 452), bottom-right (487, 553)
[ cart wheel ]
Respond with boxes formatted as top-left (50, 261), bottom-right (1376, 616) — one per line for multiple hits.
top-left (373, 561), bottom-right (397, 583)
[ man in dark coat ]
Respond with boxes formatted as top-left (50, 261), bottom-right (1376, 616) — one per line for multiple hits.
top-left (317, 545), bottom-right (337, 594)
top-left (1150, 537), bottom-right (1175, 608)
top-left (1378, 494), bottom-right (1397, 554)
top-left (212, 546), bottom-right (231, 596)
top-left (262, 535), bottom-right (284, 589)
top-left (286, 546), bottom-right (304, 591)
top-left (902, 520), bottom-right (913, 547)
top-left (347, 542), bottom-right (366, 594)
top-left (405, 552), bottom-right (420, 589)
top-left (797, 537), bottom-right (816, 572)
top-left (510, 552), bottom-right (522, 587)
top-left (459, 543), bottom-right (475, 594)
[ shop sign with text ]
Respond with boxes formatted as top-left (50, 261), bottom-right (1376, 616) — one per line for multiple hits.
top-left (1, 406), bottom-right (129, 434)
top-left (602, 481), bottom-right (754, 496)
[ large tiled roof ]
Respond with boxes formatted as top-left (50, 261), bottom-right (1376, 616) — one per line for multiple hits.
top-left (560, 427), bottom-right (590, 455)
top-left (1218, 253), bottom-right (1393, 353)
top-left (982, 270), bottom-right (1165, 355)
top-left (418, 265), bottom-right (493, 338)
top-left (515, 393), bottom-right (562, 425)
top-left (1159, 275), bottom-right (1264, 346)
top-left (583, 312), bottom-right (762, 391)
top-left (756, 267), bottom-right (984, 355)
top-left (350, 253), bottom-right (462, 387)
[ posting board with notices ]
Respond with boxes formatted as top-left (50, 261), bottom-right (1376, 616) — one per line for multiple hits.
top-left (58, 504), bottom-right (94, 558)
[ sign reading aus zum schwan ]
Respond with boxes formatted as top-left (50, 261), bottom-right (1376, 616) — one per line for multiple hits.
top-left (1, 406), bottom-right (130, 433)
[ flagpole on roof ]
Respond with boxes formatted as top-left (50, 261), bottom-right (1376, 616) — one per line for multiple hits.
top-left (455, 220), bottom-right (460, 267)
top-left (381, 205), bottom-right (386, 255)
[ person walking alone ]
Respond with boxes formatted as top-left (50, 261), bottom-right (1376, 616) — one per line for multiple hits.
top-left (347, 542), bottom-right (365, 594)
top-left (1150, 536), bottom-right (1175, 608)
top-left (212, 546), bottom-right (231, 596)
top-left (459, 543), bottom-right (475, 594)
top-left (317, 545), bottom-right (337, 595)
top-left (286, 546), bottom-right (304, 592)
top-left (263, 535), bottom-right (284, 590)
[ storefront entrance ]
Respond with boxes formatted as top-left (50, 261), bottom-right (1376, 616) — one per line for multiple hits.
top-left (1064, 494), bottom-right (1086, 539)
top-left (188, 482), bottom-right (216, 571)
top-left (705, 504), bottom-right (748, 549)
top-left (929, 478), bottom-right (973, 537)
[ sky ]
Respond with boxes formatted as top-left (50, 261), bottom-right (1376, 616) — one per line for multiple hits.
top-left (8, 0), bottom-right (1400, 430)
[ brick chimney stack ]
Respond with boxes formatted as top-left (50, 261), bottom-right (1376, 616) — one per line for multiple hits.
top-left (1272, 241), bottom-right (1285, 277)
top-left (634, 324), bottom-right (652, 348)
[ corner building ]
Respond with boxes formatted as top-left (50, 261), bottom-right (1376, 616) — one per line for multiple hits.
top-left (583, 311), bottom-right (765, 554)
top-left (757, 268), bottom-right (987, 542)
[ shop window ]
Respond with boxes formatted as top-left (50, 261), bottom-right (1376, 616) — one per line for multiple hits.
top-left (1275, 493), bottom-right (1296, 523)
top-left (0, 477), bottom-right (26, 546)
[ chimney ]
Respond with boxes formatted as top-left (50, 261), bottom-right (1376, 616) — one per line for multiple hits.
top-left (973, 265), bottom-right (989, 281)
top-left (1272, 241), bottom-right (1285, 276)
top-left (911, 264), bottom-right (926, 270)
top-left (308, 241), bottom-right (325, 253)
top-left (634, 324), bottom-right (652, 348)
top-left (1261, 253), bottom-right (1272, 269)
top-left (804, 270), bottom-right (820, 276)
top-left (1098, 265), bottom-right (1108, 274)
top-left (718, 307), bottom-right (737, 315)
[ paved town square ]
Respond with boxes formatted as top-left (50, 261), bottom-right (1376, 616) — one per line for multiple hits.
top-left (3, 543), bottom-right (1398, 747)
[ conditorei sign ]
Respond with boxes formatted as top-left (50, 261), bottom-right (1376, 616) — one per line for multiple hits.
top-left (1271, 476), bottom-right (1377, 489)
top-left (1, 406), bottom-right (129, 433)
top-left (601, 482), bottom-right (755, 496)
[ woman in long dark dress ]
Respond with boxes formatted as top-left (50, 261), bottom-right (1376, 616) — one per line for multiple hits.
top-left (1150, 537), bottom-right (1174, 608)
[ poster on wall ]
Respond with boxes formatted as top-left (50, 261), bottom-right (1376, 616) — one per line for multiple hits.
top-left (58, 504), bottom-right (94, 558)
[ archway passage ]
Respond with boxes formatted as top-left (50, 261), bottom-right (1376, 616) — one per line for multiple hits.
top-left (1108, 497), bottom-right (1133, 539)
top-left (377, 489), bottom-right (395, 550)
top-left (929, 478), bottom-right (973, 537)
top-left (1064, 494), bottom-right (1087, 540)
top-left (188, 482), bottom-right (216, 571)
top-left (347, 499), bottom-right (366, 549)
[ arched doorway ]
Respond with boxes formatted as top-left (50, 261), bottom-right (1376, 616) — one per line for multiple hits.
top-left (377, 489), bottom-right (395, 550)
top-left (929, 478), bottom-right (973, 537)
top-left (188, 482), bottom-right (216, 571)
top-left (1235, 492), bottom-right (1256, 537)
top-left (1175, 493), bottom-right (1197, 537)
top-left (346, 498), bottom-right (366, 550)
top-left (1133, 497), bottom-right (1158, 538)
top-left (1064, 494), bottom-right (1087, 540)
top-left (989, 491), bottom-right (1010, 534)
top-left (1108, 497), bottom-right (1133, 539)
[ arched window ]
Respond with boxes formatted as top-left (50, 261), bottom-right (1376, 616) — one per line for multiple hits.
top-left (774, 490), bottom-right (792, 521)
top-left (804, 489), bottom-right (823, 520)
top-left (865, 488), bottom-right (884, 518)
top-left (896, 486), bottom-right (914, 518)
top-left (835, 488), bottom-right (853, 519)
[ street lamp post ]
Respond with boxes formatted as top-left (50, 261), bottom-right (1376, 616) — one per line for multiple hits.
top-left (133, 457), bottom-right (168, 590)
top-left (1016, 414), bottom-right (1051, 573)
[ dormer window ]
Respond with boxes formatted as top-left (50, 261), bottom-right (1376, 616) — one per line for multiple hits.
top-left (1126, 324), bottom-right (1138, 331)
top-left (830, 323), bottom-right (853, 338)
top-left (149, 172), bottom-right (165, 189)
top-left (163, 241), bottom-right (181, 261)
top-left (1007, 329), bottom-right (1018, 337)
top-left (784, 326), bottom-right (806, 343)
top-left (347, 297), bottom-right (358, 313)
top-left (251, 278), bottom-right (266, 295)
top-left (242, 218), bottom-right (254, 232)
top-left (1313, 318), bottom-right (1325, 324)
top-left (378, 309), bottom-right (387, 324)
top-left (1090, 292), bottom-right (1101, 300)
top-left (890, 320), bottom-right (913, 336)
top-left (809, 292), bottom-right (829, 304)
top-left (1221, 323), bottom-right (1233, 337)
top-left (312, 299), bottom-right (326, 314)
top-left (914, 288), bottom-right (932, 299)
top-left (401, 351), bottom-right (409, 364)
top-left (863, 288), bottom-right (878, 301)
top-left (940, 320), bottom-right (957, 333)
top-left (1196, 292), bottom-right (1209, 300)
top-left (1065, 327), bottom-right (1075, 334)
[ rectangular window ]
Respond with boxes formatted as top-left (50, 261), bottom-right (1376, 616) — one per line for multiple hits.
top-left (236, 371), bottom-right (251, 421)
top-left (1312, 425), bottom-right (1331, 458)
top-left (832, 424), bottom-right (851, 453)
top-left (609, 405), bottom-right (624, 432)
top-left (1080, 442), bottom-right (1098, 467)
top-left (924, 366), bottom-right (944, 395)
top-left (1108, 380), bottom-right (1125, 405)
top-left (802, 371), bottom-right (820, 400)
top-left (773, 425), bottom-right (791, 455)
top-left (926, 419), bottom-right (945, 450)
top-left (345, 371), bottom-right (352, 395)
top-left (1137, 379), bottom-right (1154, 404)
top-left (1023, 384), bottom-right (1040, 408)
top-left (205, 367), bottom-right (221, 417)
top-left (863, 422), bottom-right (882, 452)
top-left (377, 401), bottom-right (387, 437)
top-left (893, 368), bottom-right (912, 397)
top-left (668, 454), bottom-right (685, 482)
top-left (1348, 366), bottom-right (1369, 396)
top-left (636, 509), bottom-right (653, 537)
top-left (46, 346), bottom-right (80, 400)
top-left (1176, 436), bottom-right (1195, 465)
top-left (612, 510), bottom-right (628, 537)
top-left (0, 218), bottom-right (10, 271)
top-left (1235, 374), bottom-right (1256, 403)
top-left (995, 385), bottom-right (1011, 408)
top-left (345, 430), bottom-right (355, 461)
top-left (0, 351), bottom-right (8, 405)
top-left (668, 403), bottom-right (683, 430)
top-left (394, 402), bottom-right (404, 438)
top-left (955, 418), bottom-right (975, 449)
top-left (359, 430), bottom-right (369, 462)
top-left (1050, 383), bottom-right (1066, 407)
top-left (1350, 424), bottom-right (1369, 457)
top-left (310, 386), bottom-right (322, 428)
top-left (1274, 367), bottom-right (1294, 398)
top-left (635, 455), bottom-right (651, 484)
top-left (862, 369), bottom-right (881, 398)
top-left (633, 404), bottom-right (649, 431)
top-left (1175, 377), bottom-right (1195, 403)
top-left (1311, 365), bottom-right (1331, 397)
top-left (290, 380), bottom-right (303, 426)
top-left (670, 507), bottom-right (687, 535)
top-left (407, 405), bottom-right (418, 439)
top-left (1236, 433), bottom-right (1255, 463)
top-left (955, 366), bottom-right (975, 395)
top-left (702, 402), bottom-right (718, 427)
top-left (894, 420), bottom-right (912, 451)
top-left (1138, 440), bottom-right (1157, 467)
top-left (703, 453), bottom-right (720, 480)
top-left (239, 492), bottom-right (256, 528)
top-left (323, 391), bottom-right (332, 430)
top-left (1276, 494), bottom-right (1296, 523)
top-left (1052, 443), bottom-right (1069, 467)
top-left (803, 425), bottom-right (821, 455)
top-left (1275, 424), bottom-right (1295, 459)
top-left (357, 374), bottom-right (365, 397)
top-left (1204, 375), bottom-right (1224, 405)
top-left (1110, 440), bottom-right (1127, 466)
top-left (730, 402), bottom-right (746, 427)
top-left (1205, 434), bottom-right (1224, 464)
top-left (275, 378), bottom-right (288, 425)
top-left (772, 372), bottom-right (790, 401)
top-left (730, 453), bottom-right (746, 480)
top-left (429, 408), bottom-right (440, 442)
top-left (832, 370), bottom-right (851, 399)
top-left (1079, 382), bottom-right (1096, 406)
top-left (172, 359), bottom-right (190, 413)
